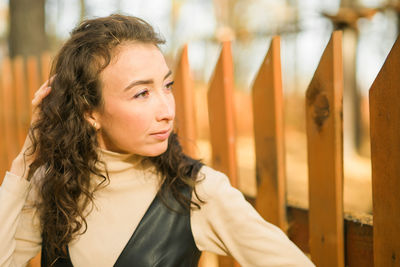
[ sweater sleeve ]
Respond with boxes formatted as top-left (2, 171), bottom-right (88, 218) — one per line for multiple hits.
top-left (0, 172), bottom-right (42, 267)
top-left (190, 166), bottom-right (315, 267)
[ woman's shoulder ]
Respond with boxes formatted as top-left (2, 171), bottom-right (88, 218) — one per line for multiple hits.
top-left (194, 165), bottom-right (233, 201)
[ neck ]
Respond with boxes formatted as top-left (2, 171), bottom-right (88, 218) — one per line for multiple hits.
top-left (96, 147), bottom-right (147, 174)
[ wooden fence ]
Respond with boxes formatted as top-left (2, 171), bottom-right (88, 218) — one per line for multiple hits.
top-left (0, 53), bottom-right (51, 184)
top-left (173, 30), bottom-right (399, 267)
top-left (0, 30), bottom-right (399, 266)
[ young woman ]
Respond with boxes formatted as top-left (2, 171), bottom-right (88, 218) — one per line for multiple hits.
top-left (0, 14), bottom-right (314, 267)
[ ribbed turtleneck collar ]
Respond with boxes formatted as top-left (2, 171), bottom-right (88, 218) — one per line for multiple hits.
top-left (97, 148), bottom-right (146, 174)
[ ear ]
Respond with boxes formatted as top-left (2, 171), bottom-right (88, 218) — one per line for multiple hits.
top-left (84, 110), bottom-right (101, 131)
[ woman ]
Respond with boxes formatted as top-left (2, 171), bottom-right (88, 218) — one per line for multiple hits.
top-left (0, 14), bottom-right (314, 267)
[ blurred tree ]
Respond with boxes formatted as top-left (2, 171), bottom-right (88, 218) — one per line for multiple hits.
top-left (324, 0), bottom-right (376, 155)
top-left (387, 0), bottom-right (400, 34)
top-left (80, 0), bottom-right (86, 21)
top-left (9, 0), bottom-right (48, 58)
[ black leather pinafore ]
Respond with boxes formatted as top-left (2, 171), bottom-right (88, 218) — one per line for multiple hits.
top-left (41, 185), bottom-right (201, 267)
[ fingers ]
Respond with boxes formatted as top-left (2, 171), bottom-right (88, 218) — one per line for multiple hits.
top-left (31, 77), bottom-right (54, 122)
top-left (32, 76), bottom-right (54, 105)
top-left (32, 85), bottom-right (51, 106)
top-left (17, 77), bottom-right (55, 172)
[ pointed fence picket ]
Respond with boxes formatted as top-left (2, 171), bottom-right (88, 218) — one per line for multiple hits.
top-left (207, 41), bottom-right (238, 189)
top-left (305, 31), bottom-right (344, 267)
top-left (173, 44), bottom-right (198, 157)
top-left (207, 41), bottom-right (240, 267)
top-left (369, 36), bottom-right (400, 267)
top-left (251, 36), bottom-right (287, 231)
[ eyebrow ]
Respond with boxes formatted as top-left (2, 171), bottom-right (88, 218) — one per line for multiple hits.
top-left (123, 70), bottom-right (172, 92)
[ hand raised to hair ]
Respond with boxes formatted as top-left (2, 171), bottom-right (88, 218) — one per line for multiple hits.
top-left (10, 78), bottom-right (53, 180)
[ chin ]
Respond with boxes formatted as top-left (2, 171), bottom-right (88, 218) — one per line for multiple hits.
top-left (140, 143), bottom-right (169, 157)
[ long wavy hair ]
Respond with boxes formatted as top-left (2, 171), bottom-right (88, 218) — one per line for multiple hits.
top-left (27, 14), bottom-right (203, 264)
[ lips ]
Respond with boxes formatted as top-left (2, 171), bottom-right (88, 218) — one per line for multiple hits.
top-left (150, 128), bottom-right (171, 140)
top-left (151, 128), bottom-right (170, 135)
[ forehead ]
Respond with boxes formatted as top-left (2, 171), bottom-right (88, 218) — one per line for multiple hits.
top-left (100, 42), bottom-right (168, 89)
top-left (112, 42), bottom-right (166, 72)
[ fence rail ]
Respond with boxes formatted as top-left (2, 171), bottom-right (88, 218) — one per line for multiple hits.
top-left (0, 31), bottom-right (399, 267)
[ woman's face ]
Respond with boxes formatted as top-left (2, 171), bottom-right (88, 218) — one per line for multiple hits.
top-left (92, 42), bottom-right (175, 156)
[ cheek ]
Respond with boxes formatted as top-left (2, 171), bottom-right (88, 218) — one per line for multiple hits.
top-left (124, 111), bottom-right (151, 134)
top-left (170, 94), bottom-right (176, 116)
top-left (103, 103), bottom-right (152, 135)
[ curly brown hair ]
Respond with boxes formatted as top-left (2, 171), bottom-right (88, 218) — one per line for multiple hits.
top-left (27, 14), bottom-right (203, 264)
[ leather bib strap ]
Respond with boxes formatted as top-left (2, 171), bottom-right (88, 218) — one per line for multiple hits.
top-left (114, 185), bottom-right (200, 267)
top-left (41, 185), bottom-right (200, 267)
top-left (40, 240), bottom-right (72, 267)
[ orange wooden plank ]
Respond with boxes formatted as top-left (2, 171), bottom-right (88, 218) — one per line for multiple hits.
top-left (207, 41), bottom-right (238, 267)
top-left (208, 41), bottom-right (238, 187)
top-left (173, 44), bottom-right (197, 157)
top-left (305, 31), bottom-right (344, 267)
top-left (251, 36), bottom-right (287, 231)
top-left (27, 56), bottom-right (40, 120)
top-left (173, 44), bottom-right (209, 267)
top-left (1, 58), bottom-right (18, 170)
top-left (369, 35), bottom-right (400, 267)
top-left (0, 62), bottom-right (6, 181)
top-left (28, 253), bottom-right (41, 267)
top-left (40, 52), bottom-right (52, 83)
top-left (13, 56), bottom-right (29, 150)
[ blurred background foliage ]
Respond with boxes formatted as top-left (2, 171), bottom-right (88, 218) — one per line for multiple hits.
top-left (1, 0), bottom-right (398, 95)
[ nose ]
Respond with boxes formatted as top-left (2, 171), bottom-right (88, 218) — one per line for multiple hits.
top-left (155, 91), bottom-right (175, 122)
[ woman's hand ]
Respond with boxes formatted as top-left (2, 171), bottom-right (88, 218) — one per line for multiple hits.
top-left (9, 78), bottom-right (53, 180)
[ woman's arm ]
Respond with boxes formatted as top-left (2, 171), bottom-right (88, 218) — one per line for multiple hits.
top-left (191, 166), bottom-right (315, 267)
top-left (0, 172), bottom-right (42, 266)
top-left (0, 80), bottom-right (52, 266)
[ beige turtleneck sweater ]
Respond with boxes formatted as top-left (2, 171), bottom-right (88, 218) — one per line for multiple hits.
top-left (0, 149), bottom-right (314, 267)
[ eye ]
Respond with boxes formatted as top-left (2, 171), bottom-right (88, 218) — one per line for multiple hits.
top-left (133, 89), bottom-right (149, 99)
top-left (165, 81), bottom-right (174, 91)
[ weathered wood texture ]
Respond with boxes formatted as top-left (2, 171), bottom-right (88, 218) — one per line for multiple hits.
top-left (369, 36), bottom-right (400, 267)
top-left (305, 31), bottom-right (344, 267)
top-left (251, 36), bottom-right (287, 231)
top-left (173, 44), bottom-right (197, 157)
top-left (207, 41), bottom-right (239, 267)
